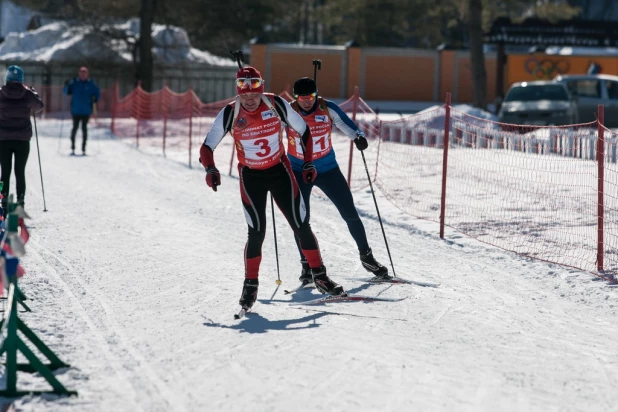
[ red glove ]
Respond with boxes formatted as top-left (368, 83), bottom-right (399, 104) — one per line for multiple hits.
top-left (302, 162), bottom-right (317, 184)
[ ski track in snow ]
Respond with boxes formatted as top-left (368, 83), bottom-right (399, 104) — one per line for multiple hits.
top-left (1, 119), bottom-right (617, 411)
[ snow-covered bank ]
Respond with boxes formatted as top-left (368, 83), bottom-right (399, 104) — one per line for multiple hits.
top-left (2, 119), bottom-right (616, 411)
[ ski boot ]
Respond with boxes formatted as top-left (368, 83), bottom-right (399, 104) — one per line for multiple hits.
top-left (238, 278), bottom-right (259, 309)
top-left (360, 248), bottom-right (392, 280)
top-left (312, 266), bottom-right (345, 296)
top-left (299, 259), bottom-right (313, 284)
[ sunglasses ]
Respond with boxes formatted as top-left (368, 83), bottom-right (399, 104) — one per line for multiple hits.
top-left (294, 92), bottom-right (317, 102)
top-left (236, 77), bottom-right (263, 89)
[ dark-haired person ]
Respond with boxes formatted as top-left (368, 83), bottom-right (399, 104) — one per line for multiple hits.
top-left (287, 77), bottom-right (390, 284)
top-left (0, 65), bottom-right (44, 213)
top-left (63, 66), bottom-right (100, 155)
top-left (199, 66), bottom-right (346, 310)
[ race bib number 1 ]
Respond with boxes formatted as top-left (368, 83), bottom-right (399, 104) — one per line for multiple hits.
top-left (295, 134), bottom-right (330, 159)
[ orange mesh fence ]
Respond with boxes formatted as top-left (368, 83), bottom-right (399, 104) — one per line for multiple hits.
top-left (109, 85), bottom-right (303, 171)
top-left (105, 84), bottom-right (617, 281)
top-left (336, 93), bottom-right (380, 191)
top-left (366, 105), bottom-right (448, 222)
top-left (444, 110), bottom-right (601, 273)
top-left (26, 84), bottom-right (116, 121)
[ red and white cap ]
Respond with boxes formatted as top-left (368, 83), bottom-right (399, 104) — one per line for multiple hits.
top-left (236, 66), bottom-right (264, 95)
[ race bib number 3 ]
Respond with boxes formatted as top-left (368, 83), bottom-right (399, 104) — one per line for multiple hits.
top-left (241, 135), bottom-right (280, 161)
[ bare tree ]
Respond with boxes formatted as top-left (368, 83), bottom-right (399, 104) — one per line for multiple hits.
top-left (137, 0), bottom-right (156, 91)
top-left (468, 0), bottom-right (486, 109)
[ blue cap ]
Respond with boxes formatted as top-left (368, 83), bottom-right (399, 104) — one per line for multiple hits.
top-left (6, 65), bottom-right (24, 83)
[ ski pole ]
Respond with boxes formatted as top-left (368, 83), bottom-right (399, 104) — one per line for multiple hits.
top-left (57, 92), bottom-right (66, 153)
top-left (360, 150), bottom-right (396, 277)
top-left (271, 195), bottom-right (281, 285)
top-left (32, 112), bottom-right (48, 212)
top-left (312, 59), bottom-right (322, 82)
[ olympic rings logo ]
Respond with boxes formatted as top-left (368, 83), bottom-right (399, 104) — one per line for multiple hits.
top-left (524, 58), bottom-right (570, 80)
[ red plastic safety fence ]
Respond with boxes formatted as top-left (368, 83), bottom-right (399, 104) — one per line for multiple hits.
top-left (26, 84), bottom-right (116, 124)
top-left (444, 110), bottom-right (602, 274)
top-left (337, 88), bottom-right (381, 190)
top-left (110, 86), bottom-right (304, 169)
top-left (360, 104), bottom-right (449, 222)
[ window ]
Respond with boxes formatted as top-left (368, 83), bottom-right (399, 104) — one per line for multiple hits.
top-left (504, 85), bottom-right (569, 102)
top-left (566, 80), bottom-right (601, 98)
top-left (605, 81), bottom-right (618, 100)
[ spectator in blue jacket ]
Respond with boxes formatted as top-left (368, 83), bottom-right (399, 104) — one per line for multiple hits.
top-left (63, 66), bottom-right (100, 155)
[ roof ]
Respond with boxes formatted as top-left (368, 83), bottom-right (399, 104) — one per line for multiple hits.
top-left (554, 74), bottom-right (618, 81)
top-left (510, 80), bottom-right (565, 87)
top-left (486, 17), bottom-right (618, 47)
top-left (0, 19), bottom-right (236, 67)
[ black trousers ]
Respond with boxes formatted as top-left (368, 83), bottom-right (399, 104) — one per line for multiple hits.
top-left (70, 115), bottom-right (90, 151)
top-left (0, 140), bottom-right (30, 200)
top-left (239, 157), bottom-right (323, 278)
top-left (293, 166), bottom-right (369, 258)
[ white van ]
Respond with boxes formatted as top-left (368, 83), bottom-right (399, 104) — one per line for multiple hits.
top-left (553, 74), bottom-right (618, 127)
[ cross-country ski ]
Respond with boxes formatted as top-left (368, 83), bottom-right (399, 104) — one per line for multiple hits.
top-left (292, 294), bottom-right (408, 305)
top-left (356, 276), bottom-right (441, 288)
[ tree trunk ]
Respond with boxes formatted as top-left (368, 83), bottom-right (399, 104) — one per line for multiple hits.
top-left (468, 0), bottom-right (486, 110)
top-left (138, 0), bottom-right (155, 92)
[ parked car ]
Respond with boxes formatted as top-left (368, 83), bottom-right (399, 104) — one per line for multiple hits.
top-left (553, 74), bottom-right (618, 127)
top-left (498, 81), bottom-right (578, 126)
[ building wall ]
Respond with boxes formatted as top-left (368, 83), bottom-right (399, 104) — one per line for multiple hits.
top-left (454, 52), bottom-right (497, 103)
top-left (253, 43), bottom-right (618, 104)
top-left (506, 54), bottom-right (618, 86)
top-left (261, 45), bottom-right (346, 97)
top-left (360, 48), bottom-right (438, 101)
top-left (251, 43), bottom-right (498, 104)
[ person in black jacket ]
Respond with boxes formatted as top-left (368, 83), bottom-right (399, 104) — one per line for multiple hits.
top-left (0, 65), bottom-right (44, 213)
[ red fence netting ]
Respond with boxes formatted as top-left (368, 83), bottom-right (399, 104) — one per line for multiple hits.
top-left (104, 84), bottom-right (617, 282)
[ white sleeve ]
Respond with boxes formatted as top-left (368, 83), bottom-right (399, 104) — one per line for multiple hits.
top-left (204, 107), bottom-right (228, 150)
top-left (326, 100), bottom-right (361, 140)
top-left (281, 99), bottom-right (308, 136)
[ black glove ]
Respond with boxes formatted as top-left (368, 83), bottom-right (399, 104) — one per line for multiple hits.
top-left (64, 80), bottom-right (69, 86)
top-left (354, 132), bottom-right (368, 151)
top-left (205, 166), bottom-right (220, 191)
top-left (302, 162), bottom-right (317, 184)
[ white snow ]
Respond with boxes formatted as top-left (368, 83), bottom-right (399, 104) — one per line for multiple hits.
top-left (545, 46), bottom-right (618, 56)
top-left (2, 118), bottom-right (617, 411)
top-left (0, 19), bottom-right (235, 66)
top-left (0, 0), bottom-right (44, 38)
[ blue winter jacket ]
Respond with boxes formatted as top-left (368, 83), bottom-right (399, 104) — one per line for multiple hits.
top-left (63, 78), bottom-right (100, 116)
